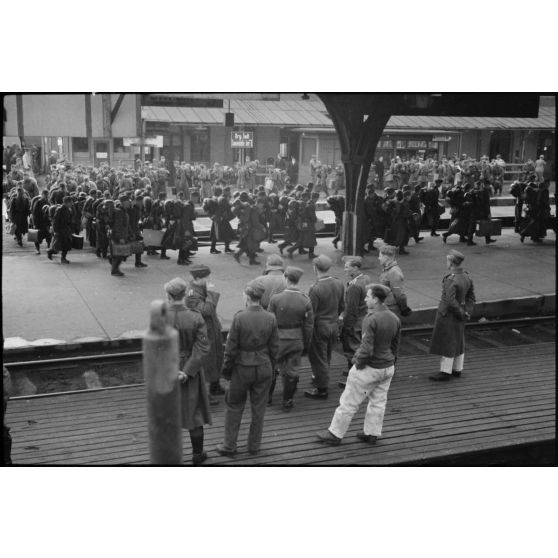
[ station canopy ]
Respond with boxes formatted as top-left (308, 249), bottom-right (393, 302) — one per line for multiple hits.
top-left (142, 94), bottom-right (554, 130)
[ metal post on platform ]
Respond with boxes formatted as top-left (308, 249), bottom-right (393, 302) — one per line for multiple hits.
top-left (143, 300), bottom-right (183, 465)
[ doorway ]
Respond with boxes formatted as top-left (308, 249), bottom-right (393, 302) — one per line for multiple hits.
top-left (94, 140), bottom-right (109, 167)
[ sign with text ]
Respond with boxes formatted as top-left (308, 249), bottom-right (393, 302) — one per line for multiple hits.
top-left (231, 131), bottom-right (254, 148)
top-left (432, 136), bottom-right (451, 142)
top-left (123, 136), bottom-right (163, 147)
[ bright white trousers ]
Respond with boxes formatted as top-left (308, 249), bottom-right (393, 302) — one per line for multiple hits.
top-left (329, 364), bottom-right (395, 438)
top-left (440, 354), bottom-right (464, 374)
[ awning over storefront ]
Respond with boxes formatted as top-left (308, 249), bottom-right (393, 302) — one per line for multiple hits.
top-left (143, 99), bottom-right (332, 127)
top-left (143, 102), bottom-right (554, 131)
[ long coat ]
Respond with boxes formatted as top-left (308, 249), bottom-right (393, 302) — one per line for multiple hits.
top-left (430, 269), bottom-right (475, 358)
top-left (9, 194), bottom-right (30, 235)
top-left (298, 201), bottom-right (317, 248)
top-left (51, 204), bottom-right (73, 252)
top-left (166, 302), bottom-right (212, 430)
top-left (186, 282), bottom-right (224, 383)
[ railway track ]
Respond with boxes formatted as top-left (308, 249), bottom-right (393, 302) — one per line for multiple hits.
top-left (5, 315), bottom-right (555, 399)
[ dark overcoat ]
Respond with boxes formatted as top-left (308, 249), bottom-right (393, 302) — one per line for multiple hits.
top-left (51, 204), bottom-right (73, 252)
top-left (430, 269), bottom-right (475, 358)
top-left (186, 283), bottom-right (224, 383)
top-left (166, 302), bottom-right (212, 430)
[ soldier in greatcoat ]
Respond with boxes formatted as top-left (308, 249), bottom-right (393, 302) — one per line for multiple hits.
top-left (31, 189), bottom-right (52, 255)
top-left (268, 267), bottom-right (314, 410)
top-left (304, 255), bottom-right (345, 400)
top-left (186, 265), bottom-right (225, 401)
top-left (9, 186), bottom-right (30, 247)
top-left (47, 195), bottom-right (73, 263)
top-left (216, 279), bottom-right (279, 457)
top-left (165, 277), bottom-right (211, 466)
top-left (429, 250), bottom-right (475, 381)
top-left (107, 194), bottom-right (133, 276)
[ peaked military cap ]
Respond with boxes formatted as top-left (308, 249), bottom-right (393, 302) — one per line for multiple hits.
top-left (164, 277), bottom-right (188, 297)
top-left (284, 266), bottom-right (304, 282)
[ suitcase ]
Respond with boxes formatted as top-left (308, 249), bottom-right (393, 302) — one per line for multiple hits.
top-left (27, 228), bottom-right (39, 242)
top-left (490, 218), bottom-right (502, 236)
top-left (143, 228), bottom-right (165, 247)
top-left (71, 234), bottom-right (84, 249)
top-left (476, 219), bottom-right (502, 237)
top-left (131, 240), bottom-right (144, 255)
top-left (111, 241), bottom-right (131, 257)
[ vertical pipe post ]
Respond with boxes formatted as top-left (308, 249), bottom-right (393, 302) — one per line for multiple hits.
top-left (143, 300), bottom-right (183, 465)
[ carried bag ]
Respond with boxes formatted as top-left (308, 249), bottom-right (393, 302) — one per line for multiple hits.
top-left (71, 234), bottom-right (84, 249)
top-left (111, 241), bottom-right (132, 257)
top-left (253, 227), bottom-right (267, 242)
top-left (27, 228), bottom-right (39, 242)
top-left (8, 222), bottom-right (16, 235)
top-left (314, 218), bottom-right (325, 232)
top-left (130, 240), bottom-right (144, 255)
top-left (437, 202), bottom-right (446, 216)
top-left (143, 228), bottom-right (165, 247)
top-left (475, 219), bottom-right (502, 237)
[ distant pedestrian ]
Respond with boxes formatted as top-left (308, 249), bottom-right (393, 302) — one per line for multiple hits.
top-left (429, 250), bottom-right (476, 381)
top-left (315, 283), bottom-right (401, 446)
top-left (216, 279), bottom-right (279, 457)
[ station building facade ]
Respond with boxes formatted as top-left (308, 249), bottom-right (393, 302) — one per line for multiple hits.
top-left (3, 94), bottom-right (555, 181)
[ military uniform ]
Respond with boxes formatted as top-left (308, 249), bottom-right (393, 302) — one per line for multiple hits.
top-left (307, 274), bottom-right (345, 393)
top-left (166, 301), bottom-right (212, 431)
top-left (379, 260), bottom-right (410, 317)
top-left (220, 304), bottom-right (279, 454)
top-left (341, 272), bottom-right (372, 369)
top-left (268, 284), bottom-right (314, 409)
top-left (429, 266), bottom-right (475, 376)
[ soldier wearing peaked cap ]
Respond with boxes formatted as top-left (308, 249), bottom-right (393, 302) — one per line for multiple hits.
top-left (216, 279), bottom-right (279, 457)
top-left (164, 277), bottom-right (212, 466)
top-left (429, 250), bottom-right (475, 382)
top-left (267, 267), bottom-right (314, 410)
top-left (316, 281), bottom-right (401, 446)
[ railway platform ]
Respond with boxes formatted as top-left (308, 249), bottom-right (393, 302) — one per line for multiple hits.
top-left (2, 213), bottom-right (555, 353)
top-left (5, 341), bottom-right (555, 465)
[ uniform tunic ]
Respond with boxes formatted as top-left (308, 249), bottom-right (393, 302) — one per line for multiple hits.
top-left (268, 287), bottom-right (314, 378)
top-left (379, 261), bottom-right (408, 317)
top-left (166, 302), bottom-right (212, 430)
top-left (308, 275), bottom-right (345, 389)
top-left (429, 269), bottom-right (475, 358)
top-left (221, 306), bottom-right (279, 453)
top-left (341, 273), bottom-right (372, 361)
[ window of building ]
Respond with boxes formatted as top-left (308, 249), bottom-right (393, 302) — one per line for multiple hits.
top-left (72, 137), bottom-right (89, 152)
top-left (113, 138), bottom-right (125, 153)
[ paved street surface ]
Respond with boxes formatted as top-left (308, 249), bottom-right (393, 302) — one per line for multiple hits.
top-left (2, 206), bottom-right (555, 348)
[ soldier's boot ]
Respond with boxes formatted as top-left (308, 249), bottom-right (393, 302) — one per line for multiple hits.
top-left (267, 371), bottom-right (278, 406)
top-left (189, 426), bottom-right (207, 466)
top-left (282, 376), bottom-right (299, 412)
top-left (224, 243), bottom-right (234, 253)
top-left (278, 241), bottom-right (288, 255)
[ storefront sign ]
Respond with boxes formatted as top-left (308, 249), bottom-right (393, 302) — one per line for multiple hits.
top-left (432, 136), bottom-right (451, 142)
top-left (96, 152), bottom-right (108, 159)
top-left (231, 131), bottom-right (254, 148)
top-left (123, 136), bottom-right (163, 147)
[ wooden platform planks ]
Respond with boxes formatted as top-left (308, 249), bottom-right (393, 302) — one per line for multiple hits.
top-left (6, 343), bottom-right (555, 466)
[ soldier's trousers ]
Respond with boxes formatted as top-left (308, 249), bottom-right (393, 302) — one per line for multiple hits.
top-left (308, 322), bottom-right (338, 390)
top-left (223, 364), bottom-right (272, 453)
